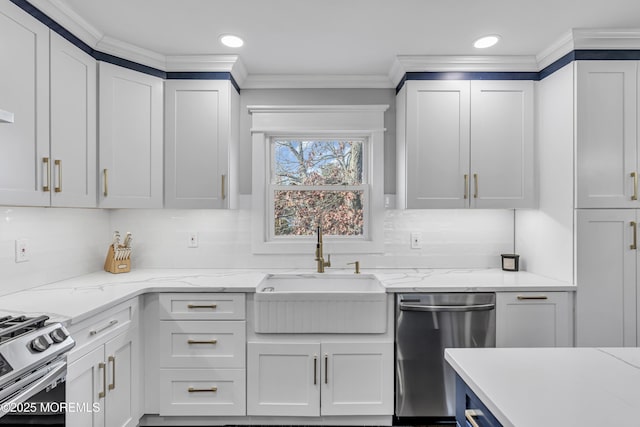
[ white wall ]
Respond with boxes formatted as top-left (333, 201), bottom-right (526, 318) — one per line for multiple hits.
top-left (0, 207), bottom-right (110, 295)
top-left (515, 64), bottom-right (574, 283)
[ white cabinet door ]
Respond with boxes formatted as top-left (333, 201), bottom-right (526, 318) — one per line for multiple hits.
top-left (321, 342), bottom-right (393, 416)
top-left (50, 32), bottom-right (96, 207)
top-left (164, 80), bottom-right (235, 208)
top-left (576, 61), bottom-right (638, 208)
top-left (398, 79), bottom-right (534, 209)
top-left (496, 292), bottom-right (571, 348)
top-left (98, 62), bottom-right (163, 208)
top-left (0, 1), bottom-right (50, 206)
top-left (104, 328), bottom-right (137, 427)
top-left (470, 80), bottom-right (534, 208)
top-left (576, 209), bottom-right (637, 347)
top-left (66, 346), bottom-right (105, 427)
top-left (403, 81), bottom-right (470, 208)
top-left (247, 342), bottom-right (320, 416)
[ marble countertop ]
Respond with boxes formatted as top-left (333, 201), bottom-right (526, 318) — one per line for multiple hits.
top-left (445, 347), bottom-right (640, 427)
top-left (0, 268), bottom-right (574, 325)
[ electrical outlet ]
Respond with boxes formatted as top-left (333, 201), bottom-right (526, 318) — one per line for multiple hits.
top-left (188, 232), bottom-right (199, 248)
top-left (410, 232), bottom-right (422, 249)
top-left (15, 239), bottom-right (29, 262)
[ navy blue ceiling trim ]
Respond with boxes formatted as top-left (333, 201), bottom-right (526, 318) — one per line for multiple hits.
top-left (166, 72), bottom-right (241, 93)
top-left (575, 49), bottom-right (640, 60)
top-left (538, 51), bottom-right (575, 80)
top-left (10, 0), bottom-right (94, 57)
top-left (94, 52), bottom-right (166, 79)
top-left (396, 71), bottom-right (539, 93)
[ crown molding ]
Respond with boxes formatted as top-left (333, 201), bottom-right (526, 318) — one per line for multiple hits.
top-left (26, 0), bottom-right (102, 46)
top-left (536, 30), bottom-right (575, 70)
top-left (572, 28), bottom-right (640, 49)
top-left (96, 35), bottom-right (167, 71)
top-left (165, 55), bottom-right (248, 86)
top-left (242, 74), bottom-right (394, 89)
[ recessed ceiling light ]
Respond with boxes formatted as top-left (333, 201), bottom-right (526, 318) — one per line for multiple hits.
top-left (473, 35), bottom-right (501, 49)
top-left (220, 34), bottom-right (244, 48)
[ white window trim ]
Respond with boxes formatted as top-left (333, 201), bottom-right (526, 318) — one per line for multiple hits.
top-left (249, 105), bottom-right (388, 254)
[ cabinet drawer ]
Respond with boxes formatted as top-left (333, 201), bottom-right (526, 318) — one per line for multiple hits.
top-left (159, 321), bottom-right (245, 368)
top-left (159, 293), bottom-right (245, 320)
top-left (158, 369), bottom-right (246, 416)
top-left (67, 298), bottom-right (138, 359)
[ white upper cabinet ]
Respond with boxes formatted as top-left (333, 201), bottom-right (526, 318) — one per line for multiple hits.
top-left (400, 81), bottom-right (470, 208)
top-left (164, 80), bottom-right (238, 208)
top-left (0, 1), bottom-right (50, 206)
top-left (50, 32), bottom-right (96, 207)
top-left (397, 79), bottom-right (534, 209)
top-left (98, 62), bottom-right (163, 208)
top-left (576, 61), bottom-right (638, 208)
top-left (470, 81), bottom-right (534, 208)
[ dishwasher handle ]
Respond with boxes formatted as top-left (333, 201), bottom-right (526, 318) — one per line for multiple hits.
top-left (399, 302), bottom-right (495, 312)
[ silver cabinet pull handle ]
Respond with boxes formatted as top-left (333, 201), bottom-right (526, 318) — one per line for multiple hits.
top-left (221, 174), bottom-right (226, 200)
top-left (98, 362), bottom-right (106, 398)
top-left (313, 355), bottom-right (318, 385)
top-left (632, 221), bottom-right (638, 250)
top-left (188, 387), bottom-right (217, 393)
top-left (108, 356), bottom-right (115, 390)
top-left (89, 319), bottom-right (118, 336)
top-left (103, 169), bottom-right (108, 197)
top-left (54, 160), bottom-right (62, 193)
top-left (464, 174), bottom-right (469, 199)
top-left (187, 339), bottom-right (218, 345)
top-left (517, 295), bottom-right (548, 300)
top-left (187, 304), bottom-right (217, 309)
top-left (43, 158), bottom-right (50, 192)
top-left (324, 354), bottom-right (328, 384)
top-left (473, 173), bottom-right (479, 198)
top-left (465, 409), bottom-right (482, 427)
top-left (632, 172), bottom-right (638, 201)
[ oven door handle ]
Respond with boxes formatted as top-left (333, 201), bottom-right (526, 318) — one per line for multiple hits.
top-left (0, 361), bottom-right (66, 418)
top-left (399, 302), bottom-right (495, 312)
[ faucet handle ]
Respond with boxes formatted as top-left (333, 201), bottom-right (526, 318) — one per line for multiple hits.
top-left (325, 254), bottom-right (331, 268)
top-left (347, 261), bottom-right (360, 274)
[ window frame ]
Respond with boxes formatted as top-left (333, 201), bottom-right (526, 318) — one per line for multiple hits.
top-left (267, 136), bottom-right (371, 242)
top-left (249, 105), bottom-right (387, 254)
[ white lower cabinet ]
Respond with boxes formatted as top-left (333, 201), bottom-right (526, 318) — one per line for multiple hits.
top-left (496, 292), bottom-right (572, 347)
top-left (156, 293), bottom-right (247, 416)
top-left (66, 327), bottom-right (139, 427)
top-left (247, 341), bottom-right (393, 416)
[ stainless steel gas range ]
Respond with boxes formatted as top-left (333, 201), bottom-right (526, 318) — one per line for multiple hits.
top-left (0, 315), bottom-right (75, 425)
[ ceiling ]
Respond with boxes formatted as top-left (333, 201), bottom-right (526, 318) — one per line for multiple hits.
top-left (52, 0), bottom-right (640, 83)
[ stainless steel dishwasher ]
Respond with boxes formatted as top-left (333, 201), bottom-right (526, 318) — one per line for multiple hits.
top-left (395, 293), bottom-right (496, 419)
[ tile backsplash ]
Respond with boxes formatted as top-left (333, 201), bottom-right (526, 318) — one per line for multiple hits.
top-left (0, 203), bottom-right (514, 295)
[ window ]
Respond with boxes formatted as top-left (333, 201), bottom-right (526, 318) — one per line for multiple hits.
top-left (250, 105), bottom-right (387, 254)
top-left (270, 138), bottom-right (368, 238)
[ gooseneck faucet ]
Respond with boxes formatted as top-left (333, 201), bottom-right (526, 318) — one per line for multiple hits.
top-left (315, 225), bottom-right (331, 273)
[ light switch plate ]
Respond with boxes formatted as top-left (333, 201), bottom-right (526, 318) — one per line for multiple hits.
top-left (410, 232), bottom-right (422, 249)
top-left (15, 239), bottom-right (29, 262)
top-left (188, 232), bottom-right (199, 248)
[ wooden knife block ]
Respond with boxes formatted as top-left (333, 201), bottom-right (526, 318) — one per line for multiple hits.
top-left (104, 245), bottom-right (131, 274)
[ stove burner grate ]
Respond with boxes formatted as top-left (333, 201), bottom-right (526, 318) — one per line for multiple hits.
top-left (0, 316), bottom-right (49, 344)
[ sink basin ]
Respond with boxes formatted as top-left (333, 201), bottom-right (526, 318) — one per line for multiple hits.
top-left (254, 274), bottom-right (388, 334)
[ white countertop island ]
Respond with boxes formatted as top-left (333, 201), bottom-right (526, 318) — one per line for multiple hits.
top-left (445, 347), bottom-right (640, 427)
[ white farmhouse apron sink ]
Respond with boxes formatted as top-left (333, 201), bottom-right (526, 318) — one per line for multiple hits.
top-left (254, 274), bottom-right (387, 334)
